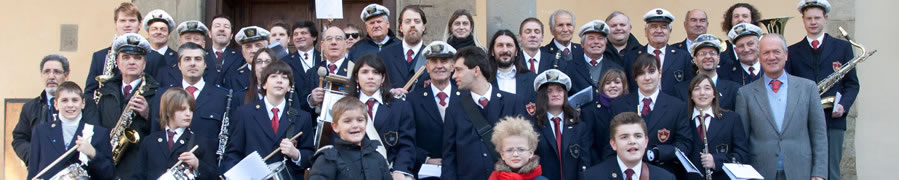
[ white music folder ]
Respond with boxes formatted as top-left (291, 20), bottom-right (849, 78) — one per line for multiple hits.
top-left (223, 151), bottom-right (268, 180)
top-left (675, 148), bottom-right (703, 175)
top-left (723, 163), bottom-right (764, 180)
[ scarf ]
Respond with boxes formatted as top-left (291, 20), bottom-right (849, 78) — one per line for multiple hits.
top-left (489, 156), bottom-right (543, 180)
top-left (448, 35), bottom-right (476, 49)
top-left (598, 92), bottom-right (615, 108)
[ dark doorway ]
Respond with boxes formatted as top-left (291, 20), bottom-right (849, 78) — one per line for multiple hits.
top-left (206, 0), bottom-right (395, 36)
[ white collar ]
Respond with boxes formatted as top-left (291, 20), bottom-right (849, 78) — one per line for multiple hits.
top-left (584, 53), bottom-right (604, 65)
top-left (741, 61), bottom-right (761, 74)
top-left (553, 39), bottom-right (572, 51)
top-left (647, 45), bottom-right (667, 55)
top-left (327, 57), bottom-right (346, 68)
top-left (431, 83), bottom-right (452, 98)
top-left (522, 49), bottom-right (541, 61)
top-left (264, 96), bottom-right (287, 114)
top-left (165, 127), bottom-right (186, 135)
top-left (182, 78), bottom-right (206, 94)
top-left (546, 112), bottom-right (564, 121)
top-left (298, 47), bottom-right (316, 57)
top-left (402, 40), bottom-right (423, 57)
top-left (496, 66), bottom-right (517, 80)
top-left (376, 35), bottom-right (391, 45)
top-left (359, 90), bottom-right (384, 105)
top-left (122, 78), bottom-right (142, 94)
top-left (806, 34), bottom-right (825, 48)
top-left (692, 107), bottom-right (716, 119)
top-left (58, 112), bottom-right (83, 125)
top-left (154, 45), bottom-right (169, 55)
top-left (685, 38), bottom-right (694, 49)
top-left (616, 156), bottom-right (643, 179)
top-left (638, 88), bottom-right (660, 104)
top-left (470, 86), bottom-right (494, 105)
top-left (213, 47), bottom-right (226, 53)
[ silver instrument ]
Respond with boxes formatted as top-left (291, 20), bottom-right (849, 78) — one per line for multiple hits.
top-left (94, 35), bottom-right (118, 103)
top-left (158, 145), bottom-right (200, 180)
top-left (698, 115), bottom-right (712, 180)
top-left (216, 89), bottom-right (234, 166)
top-left (32, 145), bottom-right (89, 180)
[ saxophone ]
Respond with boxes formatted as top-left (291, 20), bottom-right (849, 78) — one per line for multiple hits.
top-left (817, 27), bottom-right (877, 109)
top-left (216, 89), bottom-right (234, 165)
top-left (94, 35), bottom-right (119, 103)
top-left (109, 75), bottom-right (146, 164)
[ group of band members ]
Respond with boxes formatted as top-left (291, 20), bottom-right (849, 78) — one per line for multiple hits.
top-left (14, 0), bottom-right (858, 179)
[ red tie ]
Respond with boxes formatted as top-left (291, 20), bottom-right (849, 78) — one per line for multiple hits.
top-left (563, 48), bottom-right (570, 55)
top-left (406, 49), bottom-right (414, 63)
top-left (641, 97), bottom-right (652, 116)
top-left (328, 64), bottom-right (337, 74)
top-left (123, 85), bottom-right (133, 98)
top-left (625, 168), bottom-right (635, 180)
top-left (653, 49), bottom-right (662, 66)
top-left (551, 117), bottom-right (563, 162)
top-left (185, 86), bottom-right (198, 98)
top-left (812, 40), bottom-right (820, 50)
top-left (167, 130), bottom-right (176, 150)
top-left (590, 59), bottom-right (598, 66)
top-left (271, 108), bottom-right (280, 134)
top-left (215, 51), bottom-right (223, 61)
top-left (696, 114), bottom-right (710, 140)
top-left (770, 80), bottom-right (782, 93)
top-left (528, 58), bottom-right (537, 72)
top-left (304, 52), bottom-right (309, 60)
top-left (748, 66), bottom-right (757, 78)
top-left (478, 97), bottom-right (489, 109)
top-left (366, 98), bottom-right (376, 118)
top-left (437, 92), bottom-right (448, 106)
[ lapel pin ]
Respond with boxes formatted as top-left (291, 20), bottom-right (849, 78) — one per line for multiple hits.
top-left (256, 105), bottom-right (261, 109)
top-left (496, 93), bottom-right (502, 98)
top-left (157, 138), bottom-right (163, 142)
top-left (51, 124), bottom-right (56, 128)
top-left (240, 70), bottom-right (245, 73)
top-left (612, 172), bottom-right (618, 178)
top-left (455, 92), bottom-right (460, 96)
top-left (597, 104), bottom-right (602, 109)
top-left (423, 92), bottom-right (428, 96)
top-left (179, 140), bottom-right (185, 144)
top-left (209, 115), bottom-right (214, 118)
top-left (169, 52), bottom-right (174, 56)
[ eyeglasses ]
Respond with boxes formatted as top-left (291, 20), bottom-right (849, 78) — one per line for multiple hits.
top-left (345, 33), bottom-right (360, 39)
top-left (503, 148), bottom-right (531, 155)
top-left (324, 35), bottom-right (346, 42)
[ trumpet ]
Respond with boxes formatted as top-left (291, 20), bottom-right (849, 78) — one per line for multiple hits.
top-left (158, 145), bottom-right (200, 180)
top-left (33, 145), bottom-right (88, 180)
top-left (109, 75), bottom-right (147, 164)
top-left (817, 27), bottom-right (877, 109)
top-left (94, 35), bottom-right (119, 103)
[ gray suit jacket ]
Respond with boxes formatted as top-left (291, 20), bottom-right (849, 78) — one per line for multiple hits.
top-left (735, 74), bottom-right (828, 179)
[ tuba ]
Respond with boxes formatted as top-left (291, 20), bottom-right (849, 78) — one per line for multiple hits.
top-left (759, 16), bottom-right (792, 35)
top-left (817, 27), bottom-right (877, 109)
top-left (109, 75), bottom-right (146, 164)
top-left (94, 35), bottom-right (119, 103)
top-left (158, 145), bottom-right (199, 180)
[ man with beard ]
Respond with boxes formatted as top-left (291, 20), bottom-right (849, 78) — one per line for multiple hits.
top-left (86, 2), bottom-right (165, 95)
top-left (562, 20), bottom-right (624, 93)
top-left (381, 6), bottom-right (428, 93)
top-left (349, 4), bottom-right (400, 60)
top-left (518, 18), bottom-right (559, 74)
top-left (13, 55), bottom-right (98, 166)
top-left (542, 10), bottom-right (582, 62)
top-left (143, 9), bottom-right (177, 67)
top-left (489, 30), bottom-right (537, 102)
top-left (674, 9), bottom-right (709, 52)
top-left (623, 8), bottom-right (694, 96)
top-left (720, 23), bottom-right (764, 86)
top-left (604, 11), bottom-right (643, 62)
top-left (406, 41), bottom-right (457, 177)
top-left (208, 15), bottom-right (242, 84)
top-left (673, 34), bottom-right (741, 111)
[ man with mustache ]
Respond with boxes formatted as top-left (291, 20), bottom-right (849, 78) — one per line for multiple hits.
top-left (786, 1), bottom-right (859, 179)
top-left (348, 4), bottom-right (400, 60)
top-left (672, 34), bottom-right (741, 111)
top-left (13, 55), bottom-right (98, 166)
top-left (542, 10), bottom-right (582, 62)
top-left (86, 2), bottom-right (165, 95)
top-left (604, 11), bottom-right (643, 62)
top-left (562, 20), bottom-right (624, 93)
top-left (489, 30), bottom-right (537, 102)
top-left (623, 8), bottom-right (694, 96)
top-left (381, 6), bottom-right (428, 93)
top-left (518, 18), bottom-right (559, 74)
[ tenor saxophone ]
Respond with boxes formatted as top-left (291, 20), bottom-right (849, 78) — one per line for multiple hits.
top-left (817, 27), bottom-right (877, 109)
top-left (94, 35), bottom-right (119, 103)
top-left (109, 75), bottom-right (146, 164)
top-left (216, 89), bottom-right (234, 166)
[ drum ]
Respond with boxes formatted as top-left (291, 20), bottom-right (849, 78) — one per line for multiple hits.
top-left (264, 161), bottom-right (295, 180)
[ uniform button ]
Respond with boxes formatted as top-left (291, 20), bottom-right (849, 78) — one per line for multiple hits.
top-left (209, 115), bottom-right (214, 118)
top-left (483, 153), bottom-right (488, 157)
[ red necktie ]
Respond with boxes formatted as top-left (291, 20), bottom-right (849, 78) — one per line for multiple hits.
top-left (437, 92), bottom-right (448, 106)
top-left (641, 97), bottom-right (652, 116)
top-left (406, 49), bottom-right (414, 63)
top-left (478, 97), bottom-right (489, 109)
top-left (304, 52), bottom-right (309, 60)
top-left (528, 58), bottom-right (537, 72)
top-left (366, 98), bottom-right (376, 118)
top-left (625, 168), bottom-right (635, 180)
top-left (696, 114), bottom-right (710, 140)
top-left (770, 80), bottom-right (782, 93)
top-left (123, 85), bottom-right (133, 98)
top-left (590, 59), bottom-right (598, 66)
top-left (749, 66), bottom-right (757, 78)
top-left (215, 51), bottom-right (223, 61)
top-left (653, 49), bottom-right (662, 66)
top-left (186, 86), bottom-right (198, 98)
top-left (271, 108), bottom-right (280, 134)
top-left (812, 40), bottom-right (820, 50)
top-left (328, 64), bottom-right (337, 74)
top-left (167, 130), bottom-right (176, 150)
top-left (563, 48), bottom-right (570, 55)
top-left (551, 117), bottom-right (563, 169)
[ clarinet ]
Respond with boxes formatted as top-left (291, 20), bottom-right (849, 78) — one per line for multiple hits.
top-left (216, 89), bottom-right (234, 166)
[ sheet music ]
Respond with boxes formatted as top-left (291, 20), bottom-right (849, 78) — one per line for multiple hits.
top-left (418, 164), bottom-right (441, 179)
top-left (723, 163), bottom-right (764, 180)
top-left (315, 0), bottom-right (343, 19)
top-left (224, 151), bottom-right (268, 180)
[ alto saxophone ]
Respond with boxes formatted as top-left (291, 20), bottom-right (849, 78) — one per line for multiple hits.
top-left (109, 75), bottom-right (146, 164)
top-left (216, 89), bottom-right (234, 166)
top-left (94, 35), bottom-right (119, 103)
top-left (817, 27), bottom-right (877, 109)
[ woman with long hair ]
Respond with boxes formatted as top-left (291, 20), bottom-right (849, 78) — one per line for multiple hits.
top-left (583, 69), bottom-right (629, 162)
top-left (684, 74), bottom-right (749, 180)
top-left (529, 69), bottom-right (592, 180)
top-left (444, 9), bottom-right (484, 50)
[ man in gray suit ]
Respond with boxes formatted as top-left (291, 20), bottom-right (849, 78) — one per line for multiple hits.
top-left (734, 34), bottom-right (827, 180)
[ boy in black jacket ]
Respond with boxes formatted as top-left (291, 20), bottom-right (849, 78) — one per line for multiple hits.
top-left (309, 97), bottom-right (391, 180)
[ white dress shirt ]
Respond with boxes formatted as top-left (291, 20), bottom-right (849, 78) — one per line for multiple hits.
top-left (359, 90), bottom-right (384, 119)
top-left (122, 78), bottom-right (142, 96)
top-left (431, 84), bottom-right (452, 120)
top-left (637, 89), bottom-right (660, 114)
top-left (647, 45), bottom-right (667, 69)
top-left (523, 49), bottom-right (542, 72)
top-left (692, 108), bottom-right (716, 130)
top-left (182, 78), bottom-right (206, 99)
top-left (546, 112), bottom-right (565, 134)
top-left (298, 48), bottom-right (317, 72)
top-left (617, 156), bottom-right (643, 180)
top-left (402, 40), bottom-right (423, 61)
top-left (496, 67), bottom-right (517, 94)
top-left (470, 86), bottom-right (493, 109)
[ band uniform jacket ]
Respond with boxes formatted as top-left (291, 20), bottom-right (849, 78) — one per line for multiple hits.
top-left (685, 111), bottom-right (750, 180)
top-left (406, 83), bottom-right (460, 174)
top-left (610, 92), bottom-right (693, 175)
top-left (786, 33), bottom-right (860, 130)
top-left (13, 91), bottom-right (99, 165)
top-left (541, 40), bottom-right (583, 62)
top-left (583, 158), bottom-right (675, 180)
top-left (95, 74), bottom-right (160, 178)
top-left (222, 98), bottom-right (316, 177)
top-left (360, 96), bottom-right (417, 174)
top-left (530, 112), bottom-right (594, 180)
top-left (442, 88), bottom-right (528, 180)
top-left (380, 42), bottom-right (426, 89)
top-left (348, 33), bottom-right (400, 61)
top-left (149, 82), bottom-right (231, 145)
top-left (155, 51), bottom-right (220, 89)
top-left (560, 52), bottom-right (624, 94)
top-left (490, 71), bottom-right (537, 103)
top-left (133, 129), bottom-right (218, 180)
top-left (672, 79), bottom-right (741, 111)
top-left (622, 45), bottom-right (695, 97)
top-left (517, 48), bottom-right (561, 74)
top-left (579, 91), bottom-right (616, 163)
top-left (211, 47), bottom-right (243, 86)
top-left (85, 47), bottom-right (166, 95)
top-left (734, 74), bottom-right (828, 179)
top-left (27, 116), bottom-right (114, 180)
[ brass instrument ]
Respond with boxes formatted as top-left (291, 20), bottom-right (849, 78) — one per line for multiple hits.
top-left (698, 115), bottom-right (712, 180)
top-left (216, 90), bottom-right (234, 166)
top-left (159, 145), bottom-right (200, 180)
top-left (759, 17), bottom-right (792, 35)
top-left (94, 35), bottom-right (119, 103)
top-left (109, 75), bottom-right (147, 164)
top-left (33, 145), bottom-right (89, 180)
top-left (818, 27), bottom-right (877, 109)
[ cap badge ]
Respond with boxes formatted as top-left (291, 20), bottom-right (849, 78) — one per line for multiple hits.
top-left (367, 6), bottom-right (377, 14)
top-left (656, 9), bottom-right (663, 15)
top-left (127, 35), bottom-right (140, 45)
top-left (431, 44), bottom-right (443, 53)
top-left (246, 28), bottom-right (257, 37)
top-left (187, 22), bottom-right (198, 29)
top-left (735, 26), bottom-right (746, 34)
